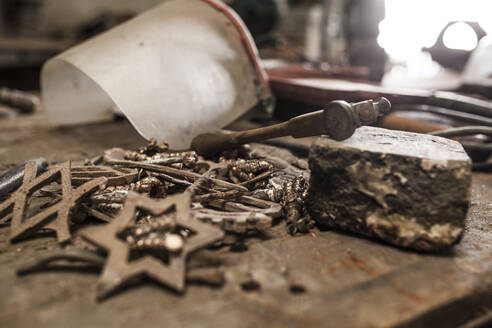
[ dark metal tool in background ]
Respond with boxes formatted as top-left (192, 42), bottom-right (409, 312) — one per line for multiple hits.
top-left (0, 158), bottom-right (47, 200)
top-left (0, 87), bottom-right (40, 113)
top-left (269, 77), bottom-right (492, 120)
top-left (191, 98), bottom-right (391, 156)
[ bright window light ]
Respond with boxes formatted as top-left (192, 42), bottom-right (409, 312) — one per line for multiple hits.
top-left (443, 22), bottom-right (478, 51)
top-left (378, 0), bottom-right (492, 61)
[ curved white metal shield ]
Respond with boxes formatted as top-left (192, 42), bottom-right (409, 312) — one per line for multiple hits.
top-left (42, 0), bottom-right (270, 149)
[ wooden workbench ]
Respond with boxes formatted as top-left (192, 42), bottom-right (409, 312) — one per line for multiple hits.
top-left (0, 117), bottom-right (490, 327)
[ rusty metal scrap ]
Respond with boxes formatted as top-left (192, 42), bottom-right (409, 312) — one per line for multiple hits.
top-left (137, 138), bottom-right (170, 156)
top-left (124, 138), bottom-right (198, 169)
top-left (124, 150), bottom-right (148, 162)
top-left (226, 159), bottom-right (273, 184)
top-left (0, 168), bottom-right (35, 225)
top-left (2, 137), bottom-right (314, 300)
top-left (81, 191), bottom-right (224, 299)
top-left (252, 176), bottom-right (288, 203)
top-left (192, 207), bottom-right (272, 234)
top-left (89, 186), bottom-right (276, 235)
top-left (0, 161), bottom-right (107, 243)
top-left (121, 212), bottom-right (183, 253)
top-left (81, 175), bottom-right (170, 222)
top-left (82, 175), bottom-right (167, 222)
top-left (125, 231), bottom-right (185, 254)
top-left (104, 148), bottom-right (247, 192)
top-left (192, 189), bottom-right (248, 203)
top-left (128, 176), bottom-right (167, 197)
top-left (206, 195), bottom-right (283, 219)
top-left (184, 162), bottom-right (278, 234)
top-left (0, 200), bottom-right (13, 225)
top-left (90, 190), bottom-right (128, 204)
top-left (79, 204), bottom-right (116, 223)
top-left (71, 165), bottom-right (138, 186)
top-left (282, 176), bottom-right (315, 235)
top-left (0, 159), bottom-right (47, 224)
top-left (1, 139), bottom-right (310, 240)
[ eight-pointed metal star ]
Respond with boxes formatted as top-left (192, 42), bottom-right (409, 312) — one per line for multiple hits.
top-left (9, 161), bottom-right (107, 244)
top-left (81, 191), bottom-right (224, 300)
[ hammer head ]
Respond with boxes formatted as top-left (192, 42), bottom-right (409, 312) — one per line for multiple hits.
top-left (323, 97), bottom-right (391, 141)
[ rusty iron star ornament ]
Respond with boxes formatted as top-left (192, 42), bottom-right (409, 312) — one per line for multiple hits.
top-left (3, 161), bottom-right (107, 243)
top-left (81, 191), bottom-right (224, 300)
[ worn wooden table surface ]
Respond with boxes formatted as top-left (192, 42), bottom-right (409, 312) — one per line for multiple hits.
top-left (0, 117), bottom-right (491, 328)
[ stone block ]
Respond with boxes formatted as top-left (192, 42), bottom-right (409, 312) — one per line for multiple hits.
top-left (307, 127), bottom-right (472, 252)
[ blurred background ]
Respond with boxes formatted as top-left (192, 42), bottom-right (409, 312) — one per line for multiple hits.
top-left (1, 0), bottom-right (491, 89)
top-left (2, 0), bottom-right (492, 168)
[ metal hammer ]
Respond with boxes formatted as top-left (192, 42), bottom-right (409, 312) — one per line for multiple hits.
top-left (191, 98), bottom-right (391, 156)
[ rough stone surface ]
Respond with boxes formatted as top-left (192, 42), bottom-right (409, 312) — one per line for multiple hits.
top-left (307, 127), bottom-right (472, 252)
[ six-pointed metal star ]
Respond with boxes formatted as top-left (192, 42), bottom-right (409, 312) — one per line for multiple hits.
top-left (9, 161), bottom-right (107, 244)
top-left (81, 191), bottom-right (224, 299)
